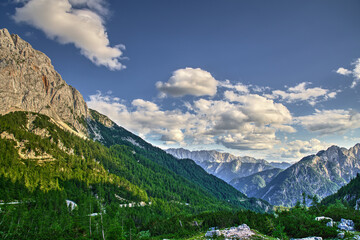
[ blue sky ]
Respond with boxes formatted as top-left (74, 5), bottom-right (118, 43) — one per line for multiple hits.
top-left (1, 0), bottom-right (360, 161)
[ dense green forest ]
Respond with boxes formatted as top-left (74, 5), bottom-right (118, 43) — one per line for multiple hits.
top-left (1, 111), bottom-right (359, 239)
top-left (1, 179), bottom-right (359, 239)
top-left (321, 173), bottom-right (360, 208)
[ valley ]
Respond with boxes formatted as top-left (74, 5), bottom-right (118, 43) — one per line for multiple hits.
top-left (1, 1), bottom-right (360, 237)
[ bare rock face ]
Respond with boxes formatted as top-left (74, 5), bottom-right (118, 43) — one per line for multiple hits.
top-left (255, 144), bottom-right (360, 207)
top-left (0, 28), bottom-right (89, 136)
top-left (166, 148), bottom-right (275, 182)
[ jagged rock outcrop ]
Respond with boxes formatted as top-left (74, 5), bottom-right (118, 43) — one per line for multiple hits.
top-left (255, 144), bottom-right (360, 207)
top-left (0, 28), bottom-right (89, 136)
top-left (166, 148), bottom-right (283, 182)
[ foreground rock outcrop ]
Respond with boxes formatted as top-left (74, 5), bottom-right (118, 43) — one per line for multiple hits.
top-left (205, 224), bottom-right (255, 239)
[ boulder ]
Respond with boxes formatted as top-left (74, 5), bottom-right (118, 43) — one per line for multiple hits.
top-left (315, 216), bottom-right (332, 222)
top-left (356, 198), bottom-right (360, 210)
top-left (338, 218), bottom-right (355, 231)
top-left (66, 200), bottom-right (77, 211)
top-left (290, 237), bottom-right (322, 240)
top-left (337, 232), bottom-right (345, 239)
top-left (205, 230), bottom-right (220, 237)
top-left (238, 224), bottom-right (251, 230)
top-left (326, 221), bottom-right (335, 227)
top-left (205, 224), bottom-right (254, 239)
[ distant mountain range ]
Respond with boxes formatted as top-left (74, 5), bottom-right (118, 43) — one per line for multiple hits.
top-left (167, 145), bottom-right (360, 207)
top-left (253, 144), bottom-right (360, 206)
top-left (166, 148), bottom-right (291, 182)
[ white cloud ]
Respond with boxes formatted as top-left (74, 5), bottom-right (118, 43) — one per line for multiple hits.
top-left (336, 58), bottom-right (360, 88)
top-left (160, 129), bottom-right (184, 143)
top-left (132, 99), bottom-right (159, 112)
top-left (87, 92), bottom-right (193, 143)
top-left (278, 138), bottom-right (332, 159)
top-left (297, 109), bottom-right (360, 135)
top-left (87, 91), bottom-right (294, 150)
top-left (336, 67), bottom-right (352, 76)
top-left (13, 0), bottom-right (125, 70)
top-left (156, 67), bottom-right (218, 97)
top-left (270, 82), bottom-right (337, 106)
top-left (352, 59), bottom-right (360, 88)
top-left (217, 129), bottom-right (279, 150)
top-left (218, 80), bottom-right (249, 93)
top-left (224, 91), bottom-right (294, 126)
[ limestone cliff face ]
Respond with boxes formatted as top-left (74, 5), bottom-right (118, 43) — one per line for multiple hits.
top-left (0, 28), bottom-right (89, 136)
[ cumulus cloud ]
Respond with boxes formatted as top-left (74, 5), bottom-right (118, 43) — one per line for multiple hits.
top-left (297, 109), bottom-right (360, 135)
top-left (336, 58), bottom-right (360, 88)
top-left (269, 82), bottom-right (337, 106)
top-left (218, 129), bottom-right (279, 150)
top-left (224, 91), bottom-right (294, 126)
top-left (353, 59), bottom-right (360, 88)
top-left (156, 67), bottom-right (218, 97)
top-left (13, 0), bottom-right (125, 70)
top-left (336, 67), bottom-right (352, 76)
top-left (87, 90), bottom-right (294, 150)
top-left (218, 80), bottom-right (249, 93)
top-left (278, 139), bottom-right (332, 159)
top-left (87, 92), bottom-right (193, 143)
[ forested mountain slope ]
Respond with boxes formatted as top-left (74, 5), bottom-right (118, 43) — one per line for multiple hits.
top-left (230, 168), bottom-right (283, 197)
top-left (321, 173), bottom-right (360, 209)
top-left (87, 110), bottom-right (270, 210)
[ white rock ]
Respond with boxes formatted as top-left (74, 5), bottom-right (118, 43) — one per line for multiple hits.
top-left (205, 230), bottom-right (220, 237)
top-left (291, 237), bottom-right (322, 240)
top-left (205, 224), bottom-right (254, 239)
top-left (315, 216), bottom-right (333, 222)
top-left (326, 221), bottom-right (335, 227)
top-left (66, 200), bottom-right (77, 211)
top-left (355, 198), bottom-right (360, 210)
top-left (338, 218), bottom-right (355, 231)
top-left (337, 232), bottom-right (345, 239)
top-left (341, 218), bottom-right (354, 226)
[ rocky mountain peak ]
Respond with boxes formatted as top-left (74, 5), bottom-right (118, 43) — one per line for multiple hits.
top-left (255, 143), bottom-right (360, 206)
top-left (0, 28), bottom-right (89, 137)
top-left (166, 147), bottom-right (277, 183)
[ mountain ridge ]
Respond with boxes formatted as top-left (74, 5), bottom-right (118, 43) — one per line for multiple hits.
top-left (166, 148), bottom-right (291, 183)
top-left (255, 144), bottom-right (360, 206)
